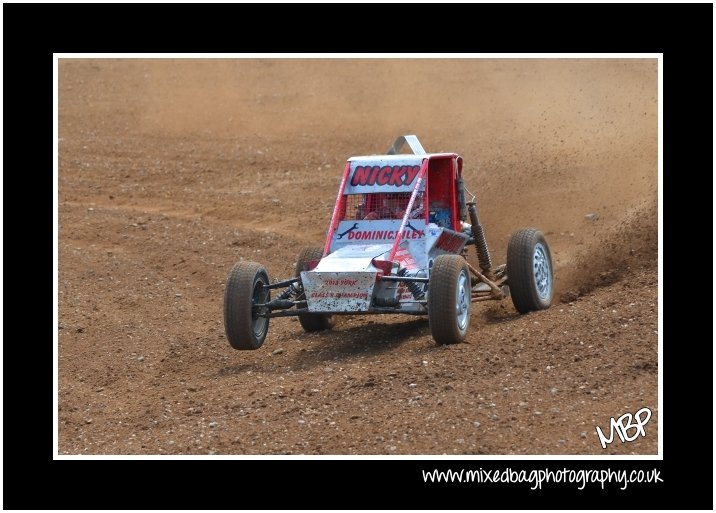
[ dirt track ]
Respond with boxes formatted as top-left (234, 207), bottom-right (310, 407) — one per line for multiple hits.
top-left (58, 58), bottom-right (658, 455)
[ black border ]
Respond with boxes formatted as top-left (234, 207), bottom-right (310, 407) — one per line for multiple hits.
top-left (4, 2), bottom-right (711, 510)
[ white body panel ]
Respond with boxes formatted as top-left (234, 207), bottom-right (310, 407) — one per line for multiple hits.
top-left (301, 223), bottom-right (468, 314)
top-left (301, 271), bottom-right (377, 312)
top-left (331, 219), bottom-right (426, 252)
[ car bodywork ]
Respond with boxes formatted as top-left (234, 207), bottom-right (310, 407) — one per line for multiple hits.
top-left (304, 137), bottom-right (472, 314)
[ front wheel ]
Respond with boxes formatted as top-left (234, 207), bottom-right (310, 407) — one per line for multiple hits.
top-left (427, 255), bottom-right (471, 345)
top-left (224, 262), bottom-right (270, 350)
top-left (506, 228), bottom-right (554, 313)
top-left (295, 246), bottom-right (335, 332)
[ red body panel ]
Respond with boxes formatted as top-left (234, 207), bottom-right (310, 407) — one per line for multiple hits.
top-left (323, 161), bottom-right (352, 256)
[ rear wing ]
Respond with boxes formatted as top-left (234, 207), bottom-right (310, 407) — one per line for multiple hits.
top-left (386, 135), bottom-right (426, 156)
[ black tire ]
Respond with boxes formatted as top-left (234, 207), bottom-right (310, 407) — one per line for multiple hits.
top-left (507, 228), bottom-right (554, 314)
top-left (427, 255), bottom-right (471, 345)
top-left (295, 247), bottom-right (335, 332)
top-left (223, 262), bottom-right (270, 350)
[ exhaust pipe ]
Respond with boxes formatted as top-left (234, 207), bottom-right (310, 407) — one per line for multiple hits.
top-left (457, 176), bottom-right (468, 222)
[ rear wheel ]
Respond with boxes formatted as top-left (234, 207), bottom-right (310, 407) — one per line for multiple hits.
top-left (507, 228), bottom-right (553, 313)
top-left (224, 262), bottom-right (270, 350)
top-left (295, 247), bottom-right (335, 332)
top-left (427, 255), bottom-right (471, 345)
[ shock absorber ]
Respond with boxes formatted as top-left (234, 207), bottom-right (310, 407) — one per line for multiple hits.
top-left (397, 268), bottom-right (425, 300)
top-left (467, 201), bottom-right (493, 277)
top-left (276, 282), bottom-right (298, 301)
top-left (266, 282), bottom-right (300, 310)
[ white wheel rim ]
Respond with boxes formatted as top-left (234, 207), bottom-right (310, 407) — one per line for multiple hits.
top-left (533, 243), bottom-right (552, 300)
top-left (456, 270), bottom-right (470, 331)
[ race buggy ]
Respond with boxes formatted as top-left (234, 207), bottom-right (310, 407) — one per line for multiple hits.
top-left (224, 135), bottom-right (554, 348)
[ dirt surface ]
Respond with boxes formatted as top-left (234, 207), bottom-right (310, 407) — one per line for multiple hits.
top-left (58, 58), bottom-right (658, 455)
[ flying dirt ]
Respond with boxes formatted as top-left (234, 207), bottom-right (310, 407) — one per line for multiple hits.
top-left (58, 58), bottom-right (658, 455)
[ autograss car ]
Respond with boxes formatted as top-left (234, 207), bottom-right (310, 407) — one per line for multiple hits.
top-left (224, 135), bottom-right (553, 349)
